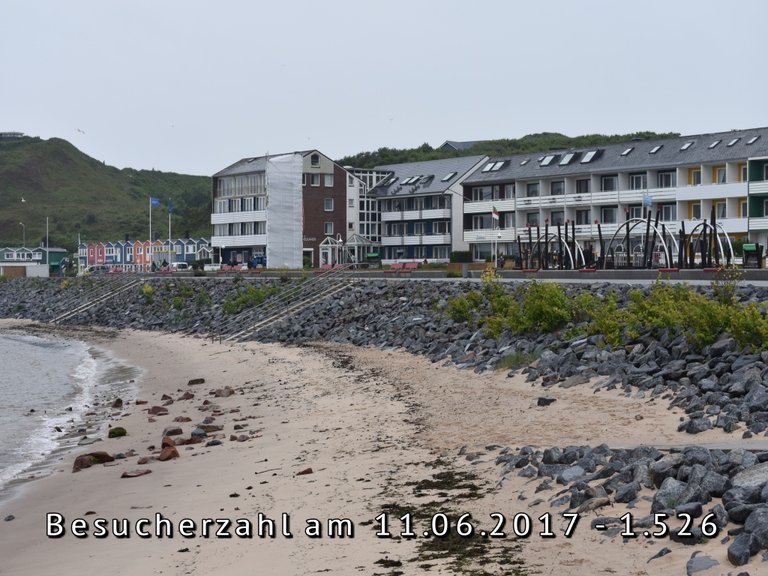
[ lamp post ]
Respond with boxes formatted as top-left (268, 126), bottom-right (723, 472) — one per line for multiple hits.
top-left (19, 222), bottom-right (25, 248)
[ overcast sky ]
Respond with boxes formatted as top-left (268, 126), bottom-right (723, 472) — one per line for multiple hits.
top-left (2, 0), bottom-right (766, 176)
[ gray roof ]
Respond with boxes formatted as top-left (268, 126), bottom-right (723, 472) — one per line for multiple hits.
top-left (372, 155), bottom-right (487, 198)
top-left (463, 127), bottom-right (768, 186)
top-left (438, 140), bottom-right (488, 152)
top-left (212, 149), bottom-right (334, 178)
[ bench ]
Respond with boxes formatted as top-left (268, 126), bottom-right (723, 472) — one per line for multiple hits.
top-left (401, 262), bottom-right (419, 273)
top-left (384, 262), bottom-right (405, 274)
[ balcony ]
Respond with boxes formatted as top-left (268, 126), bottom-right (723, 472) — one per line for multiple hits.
top-left (750, 181), bottom-right (768, 195)
top-left (211, 234), bottom-right (267, 247)
top-left (464, 198), bottom-right (515, 214)
top-left (211, 210), bottom-right (267, 225)
top-left (676, 182), bottom-right (746, 201)
top-left (380, 208), bottom-right (452, 221)
top-left (750, 217), bottom-right (768, 231)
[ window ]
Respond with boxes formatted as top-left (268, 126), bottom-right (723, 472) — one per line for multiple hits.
top-left (490, 161), bottom-right (505, 171)
top-left (629, 205), bottom-right (644, 220)
top-left (716, 202), bottom-right (726, 219)
top-left (728, 138), bottom-right (741, 147)
top-left (680, 141), bottom-right (694, 151)
top-left (441, 172), bottom-right (457, 182)
top-left (348, 174), bottom-right (354, 186)
top-left (747, 135), bottom-right (761, 145)
top-left (348, 198), bottom-right (354, 207)
top-left (600, 206), bottom-right (617, 223)
top-left (412, 222), bottom-right (425, 236)
top-left (691, 203), bottom-right (701, 219)
top-left (576, 209), bottom-right (590, 225)
top-left (526, 212), bottom-right (540, 226)
top-left (324, 222), bottom-right (334, 236)
top-left (765, 165), bottom-right (768, 180)
top-left (302, 174), bottom-right (306, 186)
top-left (310, 174), bottom-right (320, 187)
top-left (527, 182), bottom-right (540, 197)
top-left (550, 211), bottom-right (564, 226)
top-left (433, 221), bottom-right (449, 234)
top-left (692, 169), bottom-right (702, 186)
top-left (581, 150), bottom-right (597, 163)
top-left (311, 153), bottom-right (320, 166)
top-left (550, 181), bottom-right (564, 195)
top-left (661, 204), bottom-right (677, 221)
top-left (559, 153), bottom-right (575, 165)
top-left (716, 167), bottom-right (726, 184)
top-left (629, 173), bottom-right (647, 190)
top-left (742, 165), bottom-right (748, 182)
top-left (649, 145), bottom-right (662, 154)
top-left (621, 147), bottom-right (634, 156)
top-left (540, 155), bottom-right (555, 166)
top-left (324, 198), bottom-right (334, 211)
top-left (472, 187), bottom-right (493, 201)
top-left (576, 179), bottom-right (590, 194)
top-left (482, 162), bottom-right (495, 172)
top-left (520, 159), bottom-right (530, 166)
top-left (324, 174), bottom-right (334, 187)
top-left (708, 140), bottom-right (721, 149)
top-left (657, 171), bottom-right (676, 188)
top-left (472, 215), bottom-right (492, 229)
top-left (504, 184), bottom-right (515, 198)
top-left (741, 201), bottom-right (748, 218)
top-left (601, 175), bottom-right (617, 191)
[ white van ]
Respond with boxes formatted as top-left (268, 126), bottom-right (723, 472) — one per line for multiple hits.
top-left (79, 265), bottom-right (110, 276)
top-left (170, 262), bottom-right (190, 271)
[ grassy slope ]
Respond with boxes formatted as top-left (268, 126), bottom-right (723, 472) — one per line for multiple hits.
top-left (0, 137), bottom-right (211, 251)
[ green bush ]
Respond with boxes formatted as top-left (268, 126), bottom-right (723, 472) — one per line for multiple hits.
top-left (520, 281), bottom-right (570, 333)
top-left (729, 303), bottom-right (768, 351)
top-left (450, 251), bottom-right (472, 263)
top-left (445, 294), bottom-right (475, 324)
top-left (221, 285), bottom-right (280, 314)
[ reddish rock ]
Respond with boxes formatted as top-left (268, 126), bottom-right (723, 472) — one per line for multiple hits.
top-left (236, 435), bottom-right (249, 442)
top-left (213, 387), bottom-right (234, 398)
top-left (161, 394), bottom-right (173, 401)
top-left (111, 398), bottom-right (123, 409)
top-left (296, 468), bottom-right (314, 476)
top-left (197, 424), bottom-right (223, 433)
top-left (161, 436), bottom-right (176, 449)
top-left (173, 416), bottom-right (192, 423)
top-left (121, 469), bottom-right (152, 478)
top-left (73, 454), bottom-right (95, 472)
top-left (148, 417), bottom-right (156, 423)
top-left (162, 399), bottom-right (174, 406)
top-left (178, 392), bottom-right (195, 401)
top-left (202, 416), bottom-right (216, 424)
top-left (137, 457), bottom-right (150, 465)
top-left (88, 451), bottom-right (115, 464)
top-left (233, 424), bottom-right (247, 431)
top-left (177, 436), bottom-right (203, 445)
top-left (158, 446), bottom-right (179, 461)
top-left (148, 406), bottom-right (169, 416)
top-left (163, 426), bottom-right (183, 437)
top-left (187, 378), bottom-right (205, 386)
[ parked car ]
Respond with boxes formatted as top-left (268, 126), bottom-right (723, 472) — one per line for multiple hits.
top-left (79, 264), bottom-right (110, 276)
top-left (170, 262), bottom-right (190, 271)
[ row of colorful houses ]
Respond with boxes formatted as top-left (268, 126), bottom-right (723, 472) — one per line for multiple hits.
top-left (77, 238), bottom-right (211, 271)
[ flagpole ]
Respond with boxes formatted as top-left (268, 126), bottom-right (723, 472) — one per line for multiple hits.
top-left (168, 198), bottom-right (172, 265)
top-left (148, 196), bottom-right (152, 271)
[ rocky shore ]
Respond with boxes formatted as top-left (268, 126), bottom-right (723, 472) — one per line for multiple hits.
top-left (3, 275), bottom-right (768, 571)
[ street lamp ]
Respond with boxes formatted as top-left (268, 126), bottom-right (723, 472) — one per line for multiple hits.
top-left (19, 222), bottom-right (25, 247)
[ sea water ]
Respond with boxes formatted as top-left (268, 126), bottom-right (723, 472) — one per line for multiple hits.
top-left (0, 331), bottom-right (140, 498)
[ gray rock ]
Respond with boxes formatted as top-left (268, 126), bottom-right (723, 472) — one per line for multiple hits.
top-left (732, 462), bottom-right (768, 489)
top-left (728, 532), bottom-right (759, 566)
top-left (685, 552), bottom-right (719, 574)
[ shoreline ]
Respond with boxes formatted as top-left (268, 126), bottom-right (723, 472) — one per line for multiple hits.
top-left (0, 322), bottom-right (760, 575)
top-left (0, 320), bottom-right (140, 502)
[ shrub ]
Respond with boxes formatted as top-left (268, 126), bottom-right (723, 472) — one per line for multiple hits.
top-left (450, 251), bottom-right (472, 263)
top-left (520, 281), bottom-right (570, 333)
top-left (445, 294), bottom-right (476, 324)
top-left (141, 283), bottom-right (154, 304)
top-left (729, 303), bottom-right (768, 351)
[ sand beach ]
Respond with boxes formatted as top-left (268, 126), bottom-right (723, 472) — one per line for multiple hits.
top-left (0, 320), bottom-right (758, 575)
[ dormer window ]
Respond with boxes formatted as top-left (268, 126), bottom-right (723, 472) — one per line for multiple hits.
top-left (649, 145), bottom-right (662, 154)
top-left (310, 153), bottom-right (320, 166)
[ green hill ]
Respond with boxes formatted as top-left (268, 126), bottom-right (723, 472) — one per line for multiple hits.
top-left (0, 136), bottom-right (212, 251)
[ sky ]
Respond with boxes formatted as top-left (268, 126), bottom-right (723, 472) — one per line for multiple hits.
top-left (2, 0), bottom-right (767, 176)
